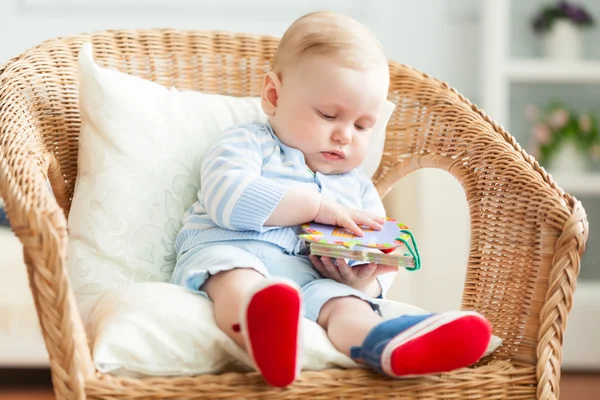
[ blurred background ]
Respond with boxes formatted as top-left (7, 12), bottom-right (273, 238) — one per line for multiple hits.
top-left (0, 0), bottom-right (598, 398)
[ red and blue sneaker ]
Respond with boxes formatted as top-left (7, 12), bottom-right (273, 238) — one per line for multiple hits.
top-left (350, 311), bottom-right (492, 377)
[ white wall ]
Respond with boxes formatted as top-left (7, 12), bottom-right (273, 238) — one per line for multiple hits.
top-left (0, 0), bottom-right (479, 312)
top-left (0, 0), bottom-right (363, 63)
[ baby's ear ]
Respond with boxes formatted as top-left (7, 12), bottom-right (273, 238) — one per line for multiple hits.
top-left (261, 71), bottom-right (281, 116)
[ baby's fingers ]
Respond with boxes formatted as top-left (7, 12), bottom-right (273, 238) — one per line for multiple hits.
top-left (339, 215), bottom-right (364, 237)
top-left (309, 255), bottom-right (327, 277)
top-left (352, 211), bottom-right (384, 231)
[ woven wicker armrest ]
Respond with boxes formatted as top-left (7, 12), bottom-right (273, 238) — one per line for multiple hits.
top-left (0, 56), bottom-right (95, 398)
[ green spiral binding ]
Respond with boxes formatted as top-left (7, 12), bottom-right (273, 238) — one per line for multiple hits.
top-left (396, 229), bottom-right (421, 271)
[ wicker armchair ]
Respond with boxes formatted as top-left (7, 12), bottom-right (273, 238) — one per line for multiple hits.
top-left (0, 29), bottom-right (588, 400)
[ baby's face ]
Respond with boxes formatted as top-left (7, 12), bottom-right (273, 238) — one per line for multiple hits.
top-left (269, 56), bottom-right (389, 175)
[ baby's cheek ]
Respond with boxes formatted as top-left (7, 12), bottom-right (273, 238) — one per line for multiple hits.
top-left (353, 139), bottom-right (370, 160)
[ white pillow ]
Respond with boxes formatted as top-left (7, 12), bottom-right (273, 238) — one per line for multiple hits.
top-left (67, 43), bottom-right (395, 324)
top-left (90, 282), bottom-right (502, 378)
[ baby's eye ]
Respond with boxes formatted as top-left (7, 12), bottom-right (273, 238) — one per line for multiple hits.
top-left (354, 124), bottom-right (366, 131)
top-left (318, 110), bottom-right (336, 120)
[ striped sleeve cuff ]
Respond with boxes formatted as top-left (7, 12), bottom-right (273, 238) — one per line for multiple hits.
top-left (230, 177), bottom-right (290, 232)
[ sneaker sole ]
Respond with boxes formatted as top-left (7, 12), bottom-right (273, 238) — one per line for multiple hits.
top-left (243, 281), bottom-right (302, 387)
top-left (382, 311), bottom-right (492, 377)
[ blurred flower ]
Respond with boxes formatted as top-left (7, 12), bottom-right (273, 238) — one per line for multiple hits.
top-left (579, 114), bottom-right (592, 133)
top-left (525, 104), bottom-right (539, 122)
top-left (549, 108), bottom-right (569, 129)
top-left (534, 123), bottom-right (551, 144)
top-left (558, 1), bottom-right (594, 24)
top-left (531, 1), bottom-right (595, 34)
top-left (527, 100), bottom-right (600, 168)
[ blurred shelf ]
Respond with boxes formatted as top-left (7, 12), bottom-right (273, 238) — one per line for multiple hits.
top-left (550, 172), bottom-right (600, 195)
top-left (507, 59), bottom-right (600, 83)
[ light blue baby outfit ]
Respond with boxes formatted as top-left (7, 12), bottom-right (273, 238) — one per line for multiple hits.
top-left (171, 121), bottom-right (397, 321)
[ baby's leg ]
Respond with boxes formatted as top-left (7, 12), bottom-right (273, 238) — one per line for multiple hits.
top-left (265, 254), bottom-right (383, 354)
top-left (203, 268), bottom-right (264, 349)
top-left (317, 295), bottom-right (382, 356)
top-left (171, 242), bottom-right (302, 387)
top-left (306, 280), bottom-right (492, 377)
top-left (205, 271), bottom-right (301, 388)
top-left (172, 243), bottom-right (269, 349)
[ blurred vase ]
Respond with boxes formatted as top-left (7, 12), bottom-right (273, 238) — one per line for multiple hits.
top-left (544, 20), bottom-right (582, 60)
top-left (549, 141), bottom-right (587, 175)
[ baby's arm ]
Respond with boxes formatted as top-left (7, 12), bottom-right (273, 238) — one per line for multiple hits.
top-left (267, 189), bottom-right (384, 236)
top-left (264, 185), bottom-right (322, 227)
top-left (201, 126), bottom-right (322, 232)
top-left (202, 125), bottom-right (384, 234)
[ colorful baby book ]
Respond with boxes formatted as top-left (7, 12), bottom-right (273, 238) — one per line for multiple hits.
top-left (298, 218), bottom-right (421, 270)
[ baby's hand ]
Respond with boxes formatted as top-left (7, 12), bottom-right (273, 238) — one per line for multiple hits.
top-left (308, 256), bottom-right (397, 294)
top-left (314, 197), bottom-right (384, 237)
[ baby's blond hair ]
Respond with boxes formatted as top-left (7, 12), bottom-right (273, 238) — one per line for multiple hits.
top-left (272, 11), bottom-right (387, 74)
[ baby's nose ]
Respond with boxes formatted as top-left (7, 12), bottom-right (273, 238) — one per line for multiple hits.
top-left (333, 126), bottom-right (352, 144)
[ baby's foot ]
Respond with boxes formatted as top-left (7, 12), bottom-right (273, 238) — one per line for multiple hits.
top-left (350, 311), bottom-right (491, 377)
top-left (239, 279), bottom-right (302, 387)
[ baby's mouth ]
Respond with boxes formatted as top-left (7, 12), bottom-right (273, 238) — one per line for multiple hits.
top-left (321, 150), bottom-right (346, 161)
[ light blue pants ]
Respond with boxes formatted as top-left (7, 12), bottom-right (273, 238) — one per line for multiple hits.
top-left (171, 239), bottom-right (379, 322)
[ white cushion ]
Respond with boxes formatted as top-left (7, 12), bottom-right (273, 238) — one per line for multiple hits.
top-left (90, 282), bottom-right (502, 378)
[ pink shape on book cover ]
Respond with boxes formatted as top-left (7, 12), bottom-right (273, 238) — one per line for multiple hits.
top-left (299, 218), bottom-right (410, 249)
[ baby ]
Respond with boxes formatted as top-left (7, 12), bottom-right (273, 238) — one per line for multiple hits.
top-left (172, 11), bottom-right (491, 387)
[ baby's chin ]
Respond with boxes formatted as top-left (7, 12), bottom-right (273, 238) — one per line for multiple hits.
top-left (308, 160), bottom-right (360, 175)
